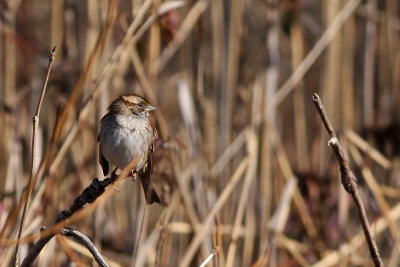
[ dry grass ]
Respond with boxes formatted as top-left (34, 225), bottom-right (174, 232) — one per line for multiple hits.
top-left (0, 0), bottom-right (399, 266)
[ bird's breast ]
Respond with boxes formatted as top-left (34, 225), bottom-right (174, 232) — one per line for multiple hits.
top-left (99, 115), bottom-right (153, 171)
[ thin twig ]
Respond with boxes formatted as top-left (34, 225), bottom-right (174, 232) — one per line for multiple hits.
top-left (14, 45), bottom-right (58, 266)
top-left (19, 155), bottom-right (138, 266)
top-left (61, 227), bottom-right (109, 267)
top-left (312, 93), bottom-right (383, 267)
top-left (21, 176), bottom-right (118, 266)
top-left (20, 176), bottom-right (117, 267)
top-left (213, 216), bottom-right (220, 267)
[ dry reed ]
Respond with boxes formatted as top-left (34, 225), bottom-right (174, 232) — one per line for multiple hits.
top-left (0, 0), bottom-right (399, 266)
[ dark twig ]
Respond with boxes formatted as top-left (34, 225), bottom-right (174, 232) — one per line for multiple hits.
top-left (20, 176), bottom-right (117, 267)
top-left (312, 93), bottom-right (383, 267)
top-left (61, 227), bottom-right (109, 267)
top-left (14, 45), bottom-right (58, 266)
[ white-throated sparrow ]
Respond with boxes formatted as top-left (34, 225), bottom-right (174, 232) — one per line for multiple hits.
top-left (98, 94), bottom-right (160, 204)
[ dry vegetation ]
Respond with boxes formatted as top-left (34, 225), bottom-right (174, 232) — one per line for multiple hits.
top-left (0, 0), bottom-right (399, 266)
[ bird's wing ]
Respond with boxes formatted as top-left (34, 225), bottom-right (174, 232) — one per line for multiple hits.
top-left (139, 145), bottom-right (160, 204)
top-left (98, 140), bottom-right (109, 176)
top-left (150, 120), bottom-right (158, 141)
top-left (138, 121), bottom-right (161, 204)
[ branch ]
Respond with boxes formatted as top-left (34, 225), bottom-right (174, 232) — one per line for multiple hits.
top-left (61, 227), bottom-right (109, 267)
top-left (20, 176), bottom-right (117, 267)
top-left (14, 45), bottom-right (58, 266)
top-left (312, 93), bottom-right (383, 267)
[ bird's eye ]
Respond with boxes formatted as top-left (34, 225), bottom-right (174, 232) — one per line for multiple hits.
top-left (138, 103), bottom-right (143, 107)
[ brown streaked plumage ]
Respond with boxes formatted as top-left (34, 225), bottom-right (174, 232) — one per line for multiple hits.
top-left (98, 94), bottom-right (160, 204)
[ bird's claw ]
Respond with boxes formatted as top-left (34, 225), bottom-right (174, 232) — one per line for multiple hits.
top-left (130, 170), bottom-right (139, 181)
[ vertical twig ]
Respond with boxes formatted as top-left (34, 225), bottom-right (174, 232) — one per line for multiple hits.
top-left (312, 93), bottom-right (383, 267)
top-left (14, 45), bottom-right (58, 266)
top-left (213, 215), bottom-right (221, 267)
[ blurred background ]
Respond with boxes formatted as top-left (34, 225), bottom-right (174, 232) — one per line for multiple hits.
top-left (0, 0), bottom-right (399, 266)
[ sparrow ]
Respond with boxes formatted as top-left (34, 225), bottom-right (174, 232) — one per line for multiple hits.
top-left (98, 94), bottom-right (160, 204)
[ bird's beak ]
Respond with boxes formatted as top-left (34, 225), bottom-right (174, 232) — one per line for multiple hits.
top-left (145, 105), bottom-right (156, 111)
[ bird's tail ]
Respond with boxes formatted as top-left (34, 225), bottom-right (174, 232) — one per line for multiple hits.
top-left (140, 177), bottom-right (161, 204)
